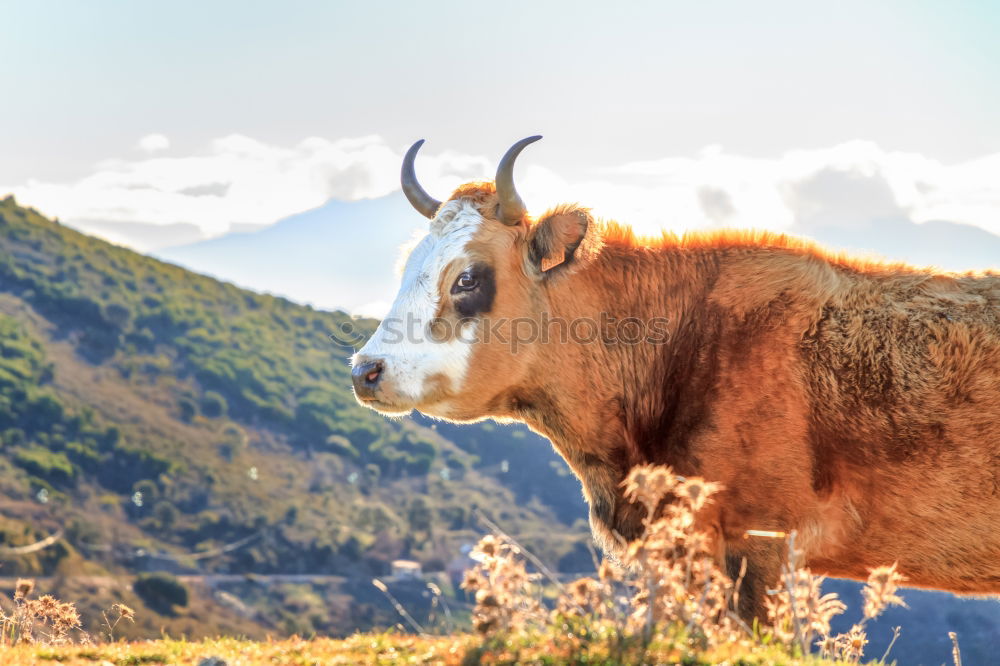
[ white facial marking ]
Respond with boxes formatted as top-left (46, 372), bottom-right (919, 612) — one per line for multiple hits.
top-left (354, 198), bottom-right (484, 410)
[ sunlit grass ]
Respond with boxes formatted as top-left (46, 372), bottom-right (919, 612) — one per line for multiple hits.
top-left (1, 633), bottom-right (859, 665)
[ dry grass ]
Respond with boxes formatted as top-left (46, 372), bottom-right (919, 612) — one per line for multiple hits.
top-left (0, 633), bottom-right (854, 665)
top-left (0, 464), bottom-right (956, 665)
top-left (459, 464), bottom-right (745, 663)
top-left (767, 533), bottom-right (907, 662)
top-left (1, 578), bottom-right (83, 646)
top-left (453, 464), bottom-right (916, 664)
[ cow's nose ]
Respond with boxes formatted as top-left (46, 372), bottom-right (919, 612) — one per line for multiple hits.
top-left (352, 359), bottom-right (385, 399)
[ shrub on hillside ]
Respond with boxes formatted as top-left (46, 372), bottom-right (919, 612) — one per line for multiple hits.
top-left (133, 573), bottom-right (189, 616)
top-left (13, 446), bottom-right (75, 485)
top-left (200, 391), bottom-right (227, 418)
top-left (178, 398), bottom-right (197, 423)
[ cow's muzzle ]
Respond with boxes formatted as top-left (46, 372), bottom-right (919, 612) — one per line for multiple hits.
top-left (351, 358), bottom-right (384, 401)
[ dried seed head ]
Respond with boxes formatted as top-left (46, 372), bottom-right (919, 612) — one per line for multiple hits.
top-left (472, 534), bottom-right (499, 559)
top-left (36, 595), bottom-right (60, 614)
top-left (675, 478), bottom-right (722, 512)
top-left (817, 634), bottom-right (838, 656)
top-left (473, 616), bottom-right (498, 634)
top-left (598, 560), bottom-right (618, 582)
top-left (568, 577), bottom-right (599, 606)
top-left (113, 603), bottom-right (136, 622)
top-left (862, 563), bottom-right (906, 619)
top-left (460, 569), bottom-right (484, 591)
top-left (15, 578), bottom-right (35, 599)
top-left (475, 590), bottom-right (499, 608)
top-left (622, 464), bottom-right (679, 514)
top-left (52, 602), bottom-right (81, 632)
top-left (836, 624), bottom-right (870, 660)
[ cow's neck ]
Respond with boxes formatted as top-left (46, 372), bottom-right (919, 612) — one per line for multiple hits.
top-left (505, 244), bottom-right (725, 537)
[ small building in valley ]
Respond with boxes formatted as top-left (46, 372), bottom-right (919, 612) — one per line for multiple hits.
top-left (390, 559), bottom-right (422, 580)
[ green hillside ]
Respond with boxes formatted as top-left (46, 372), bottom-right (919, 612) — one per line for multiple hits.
top-left (0, 195), bottom-right (588, 638)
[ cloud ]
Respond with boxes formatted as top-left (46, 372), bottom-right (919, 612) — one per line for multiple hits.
top-left (598, 141), bottom-right (1000, 239)
top-left (4, 135), bottom-right (1000, 255)
top-left (137, 133), bottom-right (170, 153)
top-left (1, 134), bottom-right (496, 250)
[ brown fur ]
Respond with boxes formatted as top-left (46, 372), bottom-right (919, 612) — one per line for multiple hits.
top-left (427, 184), bottom-right (1000, 621)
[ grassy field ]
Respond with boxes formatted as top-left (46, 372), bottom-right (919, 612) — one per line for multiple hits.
top-left (1, 633), bottom-right (864, 666)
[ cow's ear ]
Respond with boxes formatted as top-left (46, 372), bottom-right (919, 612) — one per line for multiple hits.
top-left (527, 209), bottom-right (590, 274)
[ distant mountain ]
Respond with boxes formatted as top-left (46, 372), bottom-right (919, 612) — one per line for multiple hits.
top-left (794, 217), bottom-right (1000, 273)
top-left (157, 195), bottom-right (1000, 322)
top-left (0, 195), bottom-right (587, 639)
top-left (156, 193), bottom-right (420, 316)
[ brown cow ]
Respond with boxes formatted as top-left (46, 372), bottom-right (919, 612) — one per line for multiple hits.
top-left (352, 136), bottom-right (1000, 620)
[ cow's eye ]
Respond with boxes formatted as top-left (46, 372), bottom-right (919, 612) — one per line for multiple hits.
top-left (455, 273), bottom-right (478, 291)
top-left (451, 263), bottom-right (495, 316)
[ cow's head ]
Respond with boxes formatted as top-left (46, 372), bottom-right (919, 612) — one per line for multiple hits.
top-left (351, 137), bottom-right (594, 421)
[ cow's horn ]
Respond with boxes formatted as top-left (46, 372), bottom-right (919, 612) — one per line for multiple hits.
top-left (401, 140), bottom-right (441, 220)
top-left (496, 135), bottom-right (542, 225)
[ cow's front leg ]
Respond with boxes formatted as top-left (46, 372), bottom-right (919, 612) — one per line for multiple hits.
top-left (725, 540), bottom-right (785, 624)
top-left (693, 508), bottom-right (780, 625)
